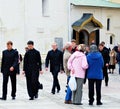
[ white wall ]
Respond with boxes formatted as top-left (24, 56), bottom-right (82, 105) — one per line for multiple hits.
top-left (0, 0), bottom-right (68, 56)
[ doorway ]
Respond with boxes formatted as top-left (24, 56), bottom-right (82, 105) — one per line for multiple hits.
top-left (79, 30), bottom-right (89, 45)
top-left (73, 29), bottom-right (100, 46)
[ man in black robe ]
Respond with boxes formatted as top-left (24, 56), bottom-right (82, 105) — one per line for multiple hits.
top-left (1, 41), bottom-right (19, 100)
top-left (99, 43), bottom-right (110, 86)
top-left (23, 41), bottom-right (43, 100)
top-left (45, 42), bottom-right (64, 94)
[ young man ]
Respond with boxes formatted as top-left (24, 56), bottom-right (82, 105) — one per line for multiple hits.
top-left (1, 41), bottom-right (19, 100)
top-left (71, 39), bottom-right (77, 53)
top-left (99, 43), bottom-right (110, 86)
top-left (45, 42), bottom-right (64, 94)
top-left (23, 41), bottom-right (43, 100)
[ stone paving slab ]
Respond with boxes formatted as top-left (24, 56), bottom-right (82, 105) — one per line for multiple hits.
top-left (0, 68), bottom-right (120, 109)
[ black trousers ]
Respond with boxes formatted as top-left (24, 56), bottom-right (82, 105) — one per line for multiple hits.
top-left (2, 72), bottom-right (16, 99)
top-left (103, 66), bottom-right (109, 85)
top-left (51, 70), bottom-right (60, 93)
top-left (26, 72), bottom-right (39, 98)
top-left (88, 79), bottom-right (102, 103)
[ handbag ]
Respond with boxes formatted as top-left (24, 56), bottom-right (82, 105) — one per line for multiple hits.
top-left (68, 76), bottom-right (77, 91)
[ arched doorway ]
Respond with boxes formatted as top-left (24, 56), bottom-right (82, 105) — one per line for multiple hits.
top-left (78, 30), bottom-right (89, 45)
top-left (73, 30), bottom-right (89, 45)
top-left (72, 13), bottom-right (103, 45)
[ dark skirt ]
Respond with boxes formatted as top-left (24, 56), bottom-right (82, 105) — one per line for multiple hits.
top-left (109, 65), bottom-right (115, 69)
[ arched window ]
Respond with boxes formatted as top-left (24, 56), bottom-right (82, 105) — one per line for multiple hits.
top-left (110, 36), bottom-right (113, 44)
top-left (107, 18), bottom-right (110, 31)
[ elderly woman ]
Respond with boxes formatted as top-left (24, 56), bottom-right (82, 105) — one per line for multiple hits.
top-left (87, 45), bottom-right (104, 105)
top-left (67, 44), bottom-right (88, 105)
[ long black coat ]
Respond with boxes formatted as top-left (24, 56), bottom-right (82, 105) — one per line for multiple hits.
top-left (100, 47), bottom-right (110, 65)
top-left (23, 49), bottom-right (42, 76)
top-left (1, 49), bottom-right (19, 73)
top-left (45, 49), bottom-right (64, 72)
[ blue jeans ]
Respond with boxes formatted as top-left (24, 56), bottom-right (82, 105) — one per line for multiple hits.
top-left (65, 76), bottom-right (72, 101)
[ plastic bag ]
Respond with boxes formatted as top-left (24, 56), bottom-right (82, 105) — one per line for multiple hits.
top-left (68, 76), bottom-right (77, 91)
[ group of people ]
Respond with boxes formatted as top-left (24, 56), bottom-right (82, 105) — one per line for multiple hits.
top-left (0, 40), bottom-right (65, 101)
top-left (63, 40), bottom-right (120, 106)
top-left (1, 39), bottom-right (120, 107)
top-left (1, 41), bottom-right (43, 100)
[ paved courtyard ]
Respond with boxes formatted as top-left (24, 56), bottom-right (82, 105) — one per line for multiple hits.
top-left (0, 66), bottom-right (120, 109)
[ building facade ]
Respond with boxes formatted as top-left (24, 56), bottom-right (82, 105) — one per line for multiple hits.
top-left (0, 0), bottom-right (120, 58)
top-left (0, 0), bottom-right (69, 57)
top-left (70, 0), bottom-right (120, 48)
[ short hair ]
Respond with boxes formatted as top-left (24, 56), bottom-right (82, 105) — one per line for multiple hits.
top-left (52, 42), bottom-right (57, 46)
top-left (64, 42), bottom-right (71, 49)
top-left (71, 39), bottom-right (76, 43)
top-left (7, 41), bottom-right (13, 45)
top-left (101, 41), bottom-right (105, 45)
top-left (77, 44), bottom-right (86, 52)
top-left (90, 45), bottom-right (98, 52)
top-left (27, 40), bottom-right (34, 45)
top-left (99, 43), bottom-right (104, 47)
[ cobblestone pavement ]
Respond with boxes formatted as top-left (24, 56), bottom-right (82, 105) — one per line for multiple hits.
top-left (0, 67), bottom-right (120, 109)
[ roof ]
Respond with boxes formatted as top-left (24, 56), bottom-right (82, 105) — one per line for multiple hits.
top-left (72, 13), bottom-right (103, 32)
top-left (71, 0), bottom-right (120, 8)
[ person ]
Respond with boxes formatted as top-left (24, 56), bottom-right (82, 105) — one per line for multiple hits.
top-left (25, 47), bottom-right (29, 52)
top-left (15, 49), bottom-right (23, 74)
top-left (91, 40), bottom-right (96, 45)
top-left (45, 42), bottom-right (64, 95)
top-left (99, 43), bottom-right (110, 86)
top-left (85, 45), bottom-right (90, 56)
top-left (100, 41), bottom-right (110, 53)
top-left (71, 39), bottom-right (77, 53)
top-left (68, 44), bottom-right (88, 105)
top-left (87, 45), bottom-right (104, 105)
top-left (23, 41), bottom-right (43, 100)
top-left (116, 45), bottom-right (120, 74)
top-left (108, 48), bottom-right (117, 74)
top-left (1, 41), bottom-right (19, 100)
top-left (63, 42), bottom-right (72, 104)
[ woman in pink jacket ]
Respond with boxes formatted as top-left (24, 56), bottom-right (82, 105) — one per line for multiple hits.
top-left (68, 44), bottom-right (88, 105)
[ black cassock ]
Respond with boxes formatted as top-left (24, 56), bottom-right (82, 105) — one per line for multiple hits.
top-left (1, 49), bottom-right (19, 99)
top-left (23, 48), bottom-right (42, 98)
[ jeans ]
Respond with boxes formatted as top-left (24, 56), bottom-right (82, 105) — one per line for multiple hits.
top-left (65, 76), bottom-right (72, 101)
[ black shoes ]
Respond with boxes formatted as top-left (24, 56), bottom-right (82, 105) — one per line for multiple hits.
top-left (97, 102), bottom-right (103, 105)
top-left (51, 89), bottom-right (60, 94)
top-left (89, 102), bottom-right (93, 105)
top-left (89, 102), bottom-right (103, 106)
top-left (29, 97), bottom-right (34, 100)
top-left (105, 83), bottom-right (108, 87)
top-left (35, 94), bottom-right (38, 99)
top-left (0, 97), bottom-right (6, 100)
top-left (73, 103), bottom-right (83, 105)
top-left (51, 91), bottom-right (55, 95)
top-left (12, 97), bottom-right (16, 100)
top-left (57, 89), bottom-right (60, 93)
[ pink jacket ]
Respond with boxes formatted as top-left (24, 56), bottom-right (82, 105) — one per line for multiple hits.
top-left (67, 51), bottom-right (88, 78)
